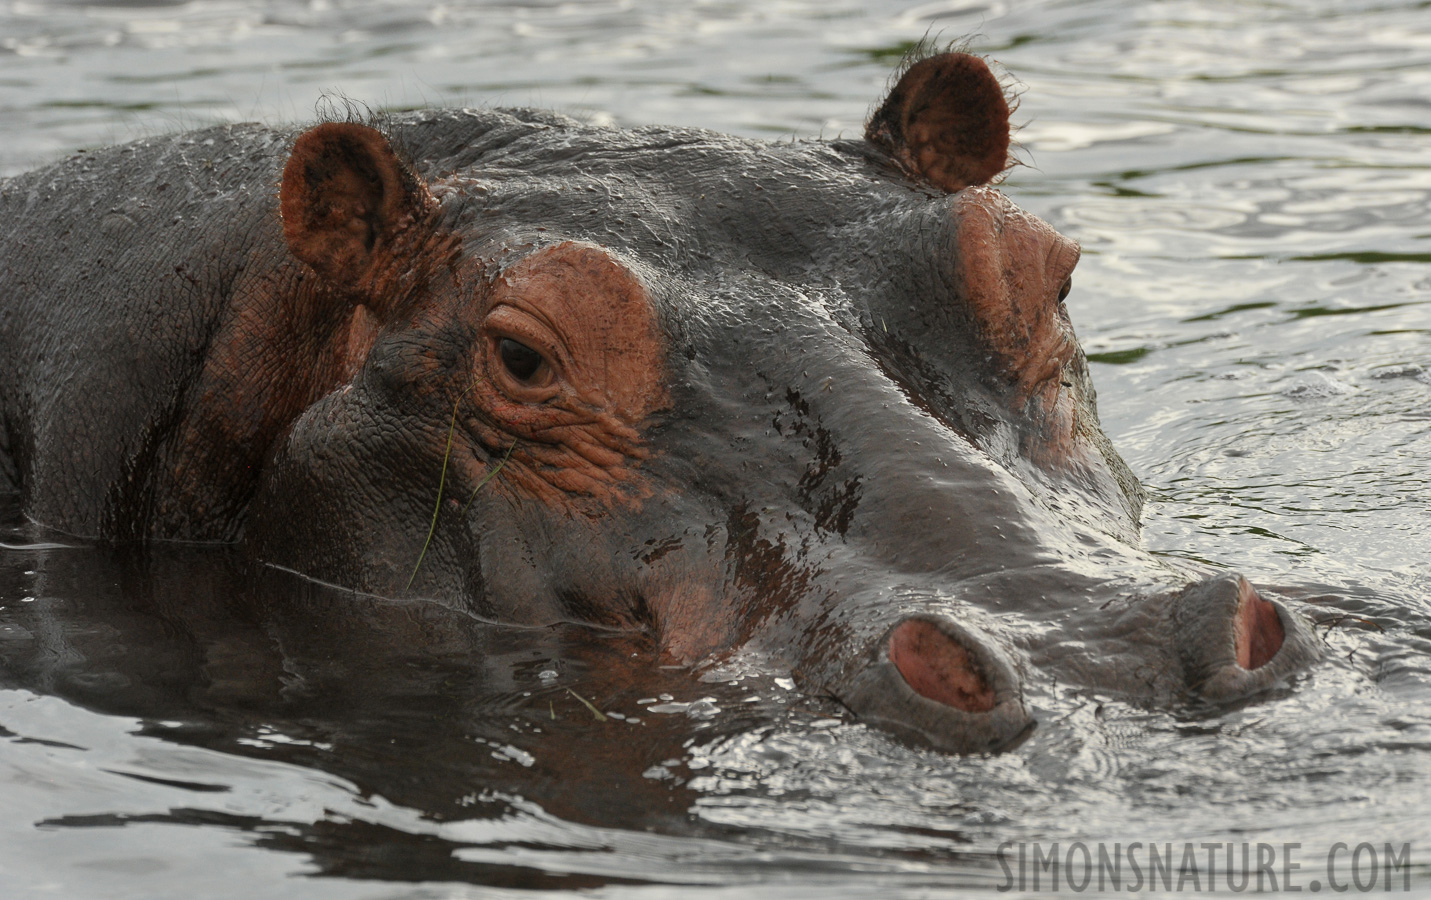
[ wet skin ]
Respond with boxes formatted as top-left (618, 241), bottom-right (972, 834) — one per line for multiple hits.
top-left (0, 54), bottom-right (1320, 753)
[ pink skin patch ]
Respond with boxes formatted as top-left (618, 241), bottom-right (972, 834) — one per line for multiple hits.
top-left (1235, 582), bottom-right (1285, 670)
top-left (887, 620), bottom-right (996, 713)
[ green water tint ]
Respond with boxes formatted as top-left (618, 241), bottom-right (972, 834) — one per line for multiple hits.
top-left (1290, 252), bottom-right (1431, 265)
top-left (1182, 301), bottom-right (1279, 323)
top-left (1086, 347), bottom-right (1153, 365)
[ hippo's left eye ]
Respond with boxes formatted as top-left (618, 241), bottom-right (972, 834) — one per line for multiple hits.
top-left (1058, 277), bottom-right (1072, 303)
top-left (499, 338), bottom-right (547, 382)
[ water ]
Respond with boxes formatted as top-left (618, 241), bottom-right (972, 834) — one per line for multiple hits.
top-left (2, 0), bottom-right (1430, 896)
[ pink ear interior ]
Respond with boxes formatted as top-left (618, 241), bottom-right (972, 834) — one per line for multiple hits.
top-left (888, 619), bottom-right (996, 713)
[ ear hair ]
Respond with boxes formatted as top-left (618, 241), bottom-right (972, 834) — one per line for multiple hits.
top-left (865, 52), bottom-right (1013, 193)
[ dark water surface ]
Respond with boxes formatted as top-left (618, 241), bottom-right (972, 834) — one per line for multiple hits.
top-left (2, 1), bottom-right (1430, 896)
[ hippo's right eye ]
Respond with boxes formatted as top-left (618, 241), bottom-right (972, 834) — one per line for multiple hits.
top-left (1058, 277), bottom-right (1072, 303)
top-left (499, 338), bottom-right (546, 382)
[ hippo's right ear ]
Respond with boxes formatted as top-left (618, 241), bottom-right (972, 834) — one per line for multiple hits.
top-left (280, 122), bottom-right (435, 289)
top-left (865, 52), bottom-right (1011, 193)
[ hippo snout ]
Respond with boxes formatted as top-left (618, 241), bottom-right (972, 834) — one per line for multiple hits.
top-left (838, 616), bottom-right (1035, 755)
top-left (1173, 574), bottom-right (1323, 703)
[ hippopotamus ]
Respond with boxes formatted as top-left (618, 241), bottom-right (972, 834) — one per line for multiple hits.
top-left (0, 52), bottom-right (1320, 754)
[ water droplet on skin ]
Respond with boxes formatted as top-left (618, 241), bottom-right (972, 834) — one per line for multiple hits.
top-left (686, 699), bottom-right (720, 720)
top-left (490, 744), bottom-right (534, 767)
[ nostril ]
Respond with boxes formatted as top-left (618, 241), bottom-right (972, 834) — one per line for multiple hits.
top-left (887, 619), bottom-right (996, 713)
top-left (838, 616), bottom-right (1032, 754)
top-left (1171, 573), bottom-right (1321, 704)
top-left (1236, 583), bottom-right (1285, 670)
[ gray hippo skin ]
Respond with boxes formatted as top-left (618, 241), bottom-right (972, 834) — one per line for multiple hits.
top-left (0, 53), bottom-right (1320, 753)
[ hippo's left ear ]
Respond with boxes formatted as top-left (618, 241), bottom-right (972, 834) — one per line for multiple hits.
top-left (866, 52), bottom-right (1011, 193)
top-left (280, 122), bottom-right (435, 288)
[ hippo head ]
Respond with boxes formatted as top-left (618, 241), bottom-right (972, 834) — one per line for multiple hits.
top-left (247, 52), bottom-right (1320, 753)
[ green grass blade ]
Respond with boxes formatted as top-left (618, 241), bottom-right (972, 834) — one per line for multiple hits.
top-left (405, 393), bottom-right (464, 592)
top-left (565, 688), bottom-right (608, 722)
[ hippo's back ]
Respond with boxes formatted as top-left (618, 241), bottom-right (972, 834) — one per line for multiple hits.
top-left (0, 124), bottom-right (299, 533)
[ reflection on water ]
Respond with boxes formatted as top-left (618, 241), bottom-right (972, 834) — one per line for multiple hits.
top-left (3, 0), bottom-right (1430, 895)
